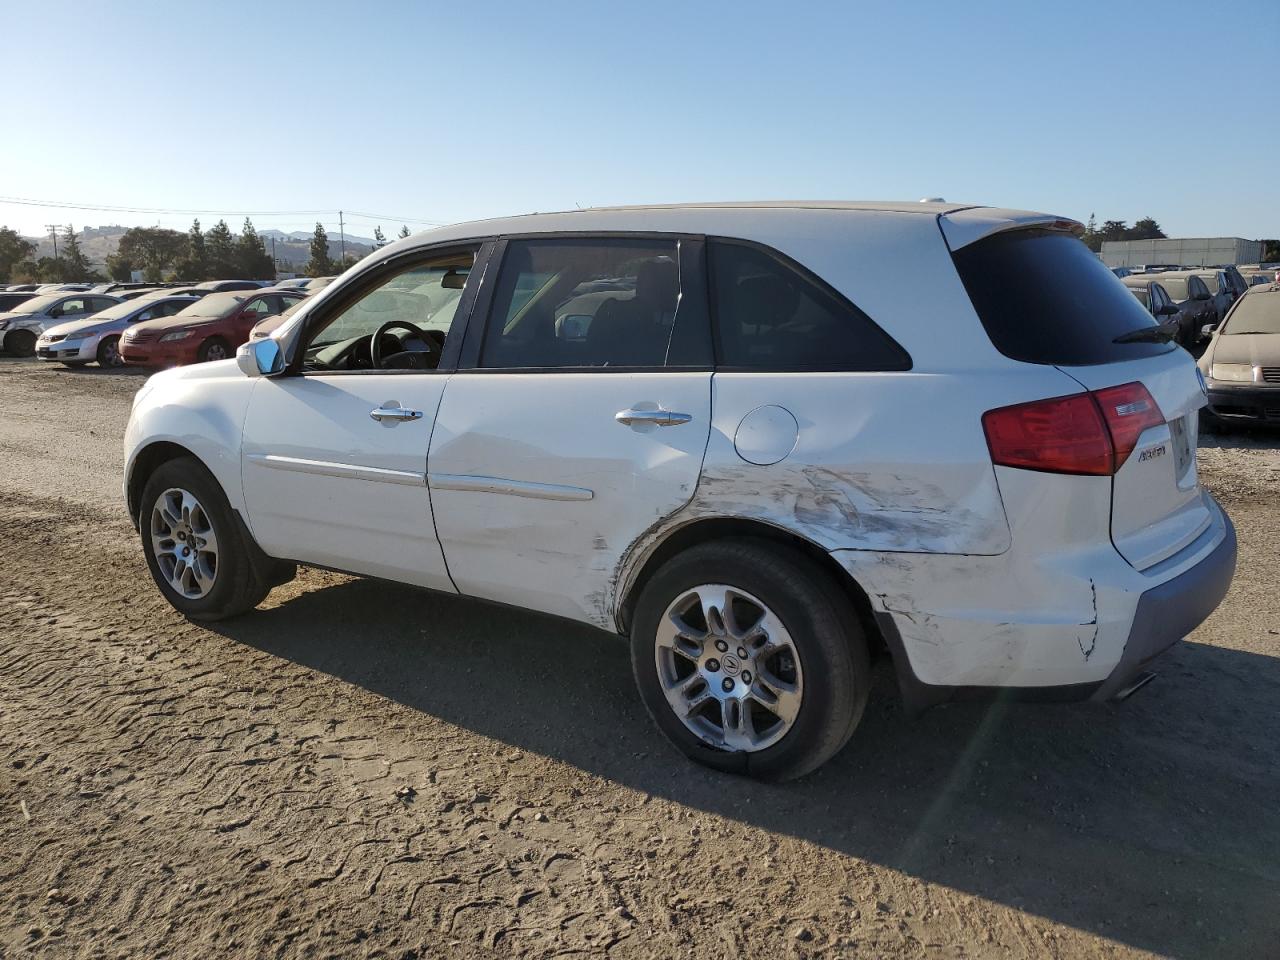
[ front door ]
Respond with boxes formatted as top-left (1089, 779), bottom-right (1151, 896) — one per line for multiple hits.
top-left (239, 246), bottom-right (484, 591)
top-left (428, 236), bottom-right (713, 628)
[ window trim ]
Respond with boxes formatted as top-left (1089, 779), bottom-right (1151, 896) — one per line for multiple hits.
top-left (457, 231), bottom-right (714, 375)
top-left (705, 236), bottom-right (912, 373)
top-left (284, 239), bottom-right (496, 378)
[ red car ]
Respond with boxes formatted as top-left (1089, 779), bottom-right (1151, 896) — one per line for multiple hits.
top-left (120, 289), bottom-right (306, 366)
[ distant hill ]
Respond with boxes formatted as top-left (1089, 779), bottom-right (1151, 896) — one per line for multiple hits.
top-left (21, 225), bottom-right (379, 275)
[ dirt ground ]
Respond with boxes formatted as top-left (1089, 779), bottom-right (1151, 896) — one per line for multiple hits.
top-left (1, 358), bottom-right (1277, 960)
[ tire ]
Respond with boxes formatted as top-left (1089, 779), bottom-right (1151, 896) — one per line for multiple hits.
top-left (96, 335), bottom-right (124, 368)
top-left (630, 539), bottom-right (869, 781)
top-left (139, 456), bottom-right (275, 621)
top-left (5, 329), bottom-right (36, 357)
top-left (197, 337), bottom-right (232, 363)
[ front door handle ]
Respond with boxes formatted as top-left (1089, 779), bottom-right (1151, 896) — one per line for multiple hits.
top-left (615, 408), bottom-right (693, 427)
top-left (370, 405), bottom-right (423, 423)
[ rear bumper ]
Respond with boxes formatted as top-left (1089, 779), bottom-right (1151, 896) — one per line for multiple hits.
top-left (837, 500), bottom-right (1236, 715)
top-left (1090, 509), bottom-right (1236, 700)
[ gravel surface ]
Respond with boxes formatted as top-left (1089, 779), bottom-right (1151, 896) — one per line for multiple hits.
top-left (1, 358), bottom-right (1278, 959)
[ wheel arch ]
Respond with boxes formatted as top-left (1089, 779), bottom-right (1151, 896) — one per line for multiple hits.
top-left (127, 440), bottom-right (203, 526)
top-left (616, 517), bottom-right (887, 658)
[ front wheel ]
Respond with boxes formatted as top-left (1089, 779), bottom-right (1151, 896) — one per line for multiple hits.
top-left (5, 329), bottom-right (36, 357)
top-left (630, 540), bottom-right (869, 781)
top-left (197, 337), bottom-right (231, 363)
top-left (96, 335), bottom-right (124, 368)
top-left (139, 456), bottom-right (274, 620)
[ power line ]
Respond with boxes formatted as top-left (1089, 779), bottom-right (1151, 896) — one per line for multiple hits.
top-left (0, 194), bottom-right (445, 226)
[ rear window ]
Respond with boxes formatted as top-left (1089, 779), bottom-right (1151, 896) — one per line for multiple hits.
top-left (952, 230), bottom-right (1174, 365)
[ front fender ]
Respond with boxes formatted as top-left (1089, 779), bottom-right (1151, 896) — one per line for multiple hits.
top-left (124, 362), bottom-right (260, 517)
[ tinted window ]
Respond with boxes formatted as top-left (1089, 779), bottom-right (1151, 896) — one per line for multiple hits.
top-left (951, 230), bottom-right (1174, 365)
top-left (481, 238), bottom-right (692, 369)
top-left (709, 240), bottom-right (908, 370)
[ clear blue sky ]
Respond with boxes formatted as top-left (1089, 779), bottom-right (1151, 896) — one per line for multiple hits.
top-left (3, 0), bottom-right (1277, 241)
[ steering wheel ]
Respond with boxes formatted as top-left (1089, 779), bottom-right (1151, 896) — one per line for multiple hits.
top-left (370, 319), bottom-right (438, 369)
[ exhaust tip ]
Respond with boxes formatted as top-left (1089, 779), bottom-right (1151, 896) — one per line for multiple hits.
top-left (1112, 671), bottom-right (1157, 701)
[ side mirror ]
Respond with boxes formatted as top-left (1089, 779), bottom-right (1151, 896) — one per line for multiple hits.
top-left (236, 337), bottom-right (284, 378)
top-left (1156, 302), bottom-right (1180, 317)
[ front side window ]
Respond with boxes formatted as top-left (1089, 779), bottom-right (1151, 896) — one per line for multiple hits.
top-left (480, 238), bottom-right (685, 369)
top-left (55, 298), bottom-right (88, 317)
top-left (709, 240), bottom-right (909, 370)
top-left (302, 249), bottom-right (476, 372)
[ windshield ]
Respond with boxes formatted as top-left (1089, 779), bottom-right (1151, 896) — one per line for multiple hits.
top-left (12, 294), bottom-right (60, 314)
top-left (173, 292), bottom-right (246, 319)
top-left (85, 300), bottom-right (160, 322)
top-left (1222, 291), bottom-right (1280, 335)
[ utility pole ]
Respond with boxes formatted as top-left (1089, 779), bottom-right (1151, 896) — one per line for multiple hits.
top-left (44, 224), bottom-right (61, 261)
top-left (338, 210), bottom-right (346, 266)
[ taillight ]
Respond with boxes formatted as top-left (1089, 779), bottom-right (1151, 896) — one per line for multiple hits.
top-left (983, 382), bottom-right (1164, 476)
top-left (1092, 382), bottom-right (1164, 470)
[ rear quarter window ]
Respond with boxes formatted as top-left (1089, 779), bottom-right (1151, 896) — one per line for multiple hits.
top-left (951, 230), bottom-right (1174, 365)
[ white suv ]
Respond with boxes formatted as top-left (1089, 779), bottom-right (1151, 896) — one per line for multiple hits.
top-left (123, 202), bottom-right (1236, 780)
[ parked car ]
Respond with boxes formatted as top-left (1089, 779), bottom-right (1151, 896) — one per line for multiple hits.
top-left (0, 291), bottom-right (38, 312)
top-left (1196, 282), bottom-right (1280, 426)
top-left (273, 278), bottom-right (312, 290)
top-left (36, 295), bottom-right (197, 367)
top-left (248, 297), bottom-right (307, 340)
top-left (136, 286), bottom-right (210, 300)
top-left (1144, 270), bottom-right (1218, 344)
top-left (194, 279), bottom-right (271, 293)
top-left (5, 283), bottom-right (42, 292)
top-left (1110, 266), bottom-right (1131, 279)
top-left (1190, 270), bottom-right (1235, 325)
top-left (122, 201), bottom-right (1235, 781)
top-left (303, 276), bottom-right (335, 294)
top-left (120, 288), bottom-right (306, 366)
top-left (0, 292), bottom-right (122, 356)
top-left (1121, 276), bottom-right (1184, 328)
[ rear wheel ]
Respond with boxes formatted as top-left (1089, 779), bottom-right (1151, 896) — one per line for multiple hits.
top-left (96, 335), bottom-right (124, 368)
top-left (6, 329), bottom-right (36, 357)
top-left (140, 456), bottom-right (276, 620)
top-left (630, 540), bottom-right (869, 781)
top-left (198, 337), bottom-right (231, 363)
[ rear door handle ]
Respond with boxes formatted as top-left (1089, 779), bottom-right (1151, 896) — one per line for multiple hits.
top-left (615, 408), bottom-right (693, 427)
top-left (370, 405), bottom-right (423, 423)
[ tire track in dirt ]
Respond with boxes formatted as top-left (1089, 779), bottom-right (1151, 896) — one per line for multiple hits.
top-left (0, 490), bottom-right (1010, 959)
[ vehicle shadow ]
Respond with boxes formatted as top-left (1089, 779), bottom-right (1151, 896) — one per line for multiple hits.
top-left (211, 577), bottom-right (1280, 958)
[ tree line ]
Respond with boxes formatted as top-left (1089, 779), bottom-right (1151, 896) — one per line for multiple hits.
top-left (1080, 214), bottom-right (1166, 252)
top-left (0, 220), bottom-right (413, 284)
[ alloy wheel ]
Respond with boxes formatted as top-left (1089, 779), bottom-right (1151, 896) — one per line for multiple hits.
top-left (654, 584), bottom-right (804, 752)
top-left (150, 487), bottom-right (219, 598)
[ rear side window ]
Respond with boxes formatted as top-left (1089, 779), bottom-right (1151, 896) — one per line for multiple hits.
top-left (481, 238), bottom-right (704, 369)
top-left (709, 240), bottom-right (908, 370)
top-left (951, 230), bottom-right (1174, 365)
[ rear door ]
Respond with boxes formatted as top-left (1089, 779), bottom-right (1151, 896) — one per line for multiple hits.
top-left (948, 227), bottom-right (1214, 571)
top-left (1061, 353), bottom-right (1211, 569)
top-left (428, 235), bottom-right (713, 628)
